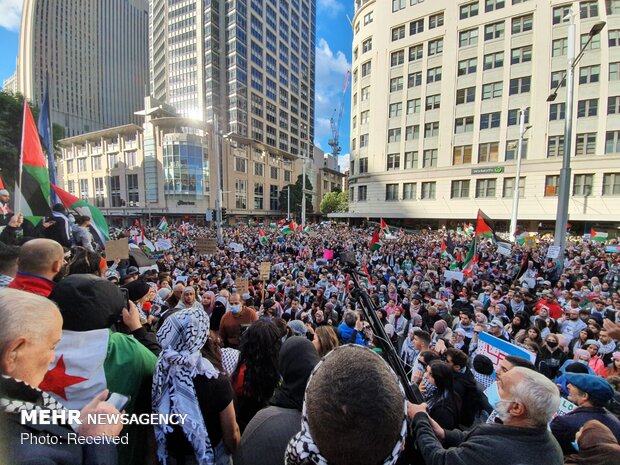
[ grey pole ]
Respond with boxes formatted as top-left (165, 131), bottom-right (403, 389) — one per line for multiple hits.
top-left (213, 116), bottom-right (223, 244)
top-left (287, 185), bottom-right (290, 220)
top-left (301, 155), bottom-right (306, 227)
top-left (509, 107), bottom-right (528, 240)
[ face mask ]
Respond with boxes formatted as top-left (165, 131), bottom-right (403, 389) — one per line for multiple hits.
top-left (547, 340), bottom-right (558, 348)
top-left (571, 440), bottom-right (579, 452)
top-left (229, 304), bottom-right (241, 314)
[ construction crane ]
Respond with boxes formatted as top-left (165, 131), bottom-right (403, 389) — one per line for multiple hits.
top-left (328, 69), bottom-right (351, 156)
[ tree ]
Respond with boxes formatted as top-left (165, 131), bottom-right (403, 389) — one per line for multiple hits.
top-left (279, 174), bottom-right (313, 216)
top-left (320, 191), bottom-right (348, 214)
top-left (0, 91), bottom-right (65, 188)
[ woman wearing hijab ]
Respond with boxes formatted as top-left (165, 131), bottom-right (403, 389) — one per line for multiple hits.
top-left (153, 308), bottom-right (240, 465)
top-left (564, 420), bottom-right (620, 465)
top-left (202, 290), bottom-right (216, 317)
top-left (234, 337), bottom-right (320, 465)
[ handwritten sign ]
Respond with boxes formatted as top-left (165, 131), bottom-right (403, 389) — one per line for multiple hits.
top-left (105, 238), bottom-right (129, 261)
top-left (195, 237), bottom-right (218, 254)
top-left (229, 242), bottom-right (245, 253)
top-left (236, 278), bottom-right (249, 295)
top-left (444, 270), bottom-right (464, 283)
top-left (476, 331), bottom-right (536, 370)
top-left (496, 242), bottom-right (512, 257)
top-left (259, 262), bottom-right (271, 280)
top-left (155, 238), bottom-right (172, 250)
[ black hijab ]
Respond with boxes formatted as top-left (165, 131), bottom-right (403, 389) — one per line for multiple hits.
top-left (270, 336), bottom-right (320, 411)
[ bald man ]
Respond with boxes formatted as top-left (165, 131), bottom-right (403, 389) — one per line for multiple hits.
top-left (8, 238), bottom-right (65, 297)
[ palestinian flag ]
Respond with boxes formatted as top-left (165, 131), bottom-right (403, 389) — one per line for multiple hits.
top-left (0, 176), bottom-right (4, 189)
top-left (269, 222), bottom-right (278, 228)
top-left (475, 210), bottom-right (494, 239)
top-left (380, 218), bottom-right (391, 237)
top-left (39, 329), bottom-right (156, 411)
top-left (17, 103), bottom-right (51, 223)
top-left (369, 231), bottom-right (382, 251)
top-left (140, 227), bottom-right (156, 254)
top-left (51, 184), bottom-right (110, 246)
top-left (464, 223), bottom-right (474, 235)
top-left (157, 216), bottom-right (168, 231)
top-left (591, 228), bottom-right (608, 242)
top-left (515, 225), bottom-right (528, 244)
top-left (281, 222), bottom-right (293, 235)
top-left (462, 237), bottom-right (478, 276)
top-left (441, 239), bottom-right (454, 260)
top-left (303, 225), bottom-right (311, 233)
top-left (259, 228), bottom-right (268, 246)
top-left (362, 262), bottom-right (373, 285)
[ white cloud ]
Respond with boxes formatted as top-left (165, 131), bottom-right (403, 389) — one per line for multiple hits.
top-left (314, 38), bottom-right (351, 153)
top-left (338, 153), bottom-right (350, 173)
top-left (0, 0), bottom-right (23, 31)
top-left (317, 0), bottom-right (344, 17)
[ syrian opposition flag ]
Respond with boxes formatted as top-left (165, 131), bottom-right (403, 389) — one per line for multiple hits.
top-left (380, 218), bottom-right (391, 237)
top-left (17, 103), bottom-right (51, 223)
top-left (590, 228), bottom-right (608, 242)
top-left (369, 231), bottom-right (382, 251)
top-left (157, 216), bottom-right (168, 231)
top-left (475, 209), bottom-right (495, 240)
top-left (258, 228), bottom-right (268, 246)
top-left (51, 184), bottom-right (110, 246)
top-left (462, 237), bottom-right (478, 276)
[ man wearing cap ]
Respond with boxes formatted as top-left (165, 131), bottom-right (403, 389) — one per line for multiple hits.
top-left (121, 266), bottom-right (140, 285)
top-left (489, 319), bottom-right (509, 341)
top-left (550, 373), bottom-right (620, 455)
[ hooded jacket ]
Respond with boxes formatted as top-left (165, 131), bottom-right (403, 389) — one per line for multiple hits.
top-left (564, 419), bottom-right (620, 465)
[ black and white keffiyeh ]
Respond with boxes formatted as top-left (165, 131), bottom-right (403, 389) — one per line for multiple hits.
top-left (152, 308), bottom-right (219, 465)
top-left (284, 346), bottom-right (408, 465)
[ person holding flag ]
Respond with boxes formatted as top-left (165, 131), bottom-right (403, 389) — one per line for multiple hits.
top-left (0, 188), bottom-right (11, 227)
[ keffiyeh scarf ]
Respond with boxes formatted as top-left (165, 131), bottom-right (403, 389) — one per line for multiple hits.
top-left (152, 308), bottom-right (220, 465)
top-left (284, 347), bottom-right (408, 465)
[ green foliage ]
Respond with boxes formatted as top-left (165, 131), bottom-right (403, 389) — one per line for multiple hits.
top-left (320, 190), bottom-right (348, 214)
top-left (279, 174), bottom-right (313, 215)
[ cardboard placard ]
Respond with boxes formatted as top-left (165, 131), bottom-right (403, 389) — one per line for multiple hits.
top-left (105, 238), bottom-right (129, 261)
top-left (546, 246), bottom-right (561, 259)
top-left (236, 278), bottom-right (249, 295)
top-left (195, 237), bottom-right (218, 254)
top-left (259, 261), bottom-right (271, 280)
top-left (496, 242), bottom-right (512, 257)
top-left (444, 270), bottom-right (464, 283)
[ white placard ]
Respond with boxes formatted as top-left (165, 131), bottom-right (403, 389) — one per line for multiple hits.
top-left (546, 246), bottom-right (561, 259)
top-left (444, 270), bottom-right (464, 283)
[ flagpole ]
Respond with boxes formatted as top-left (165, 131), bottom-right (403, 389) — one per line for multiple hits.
top-left (17, 102), bottom-right (27, 214)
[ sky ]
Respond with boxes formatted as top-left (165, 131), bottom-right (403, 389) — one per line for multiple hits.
top-left (0, 0), bottom-right (353, 171)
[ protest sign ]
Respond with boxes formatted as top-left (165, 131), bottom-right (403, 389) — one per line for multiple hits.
top-left (229, 242), bottom-right (245, 253)
top-left (444, 270), bottom-right (464, 283)
top-left (105, 238), bottom-right (129, 261)
top-left (606, 245), bottom-right (620, 253)
top-left (523, 235), bottom-right (537, 249)
top-left (476, 332), bottom-right (536, 369)
top-left (259, 262), bottom-right (271, 280)
top-left (496, 242), bottom-right (512, 256)
top-left (546, 246), bottom-right (561, 259)
top-left (195, 238), bottom-right (218, 254)
top-left (155, 238), bottom-right (172, 251)
top-left (139, 265), bottom-right (159, 275)
top-left (236, 278), bottom-right (249, 295)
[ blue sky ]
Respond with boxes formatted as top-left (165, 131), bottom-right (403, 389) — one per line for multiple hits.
top-left (0, 0), bottom-right (353, 171)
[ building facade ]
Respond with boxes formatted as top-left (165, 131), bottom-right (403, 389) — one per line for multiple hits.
top-left (346, 0), bottom-right (620, 231)
top-left (16, 0), bottom-right (149, 137)
top-left (2, 71), bottom-right (18, 94)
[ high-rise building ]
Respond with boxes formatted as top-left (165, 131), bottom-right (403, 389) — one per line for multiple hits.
top-left (346, 0), bottom-right (620, 230)
top-left (149, 0), bottom-right (317, 215)
top-left (2, 71), bottom-right (18, 94)
top-left (16, 0), bottom-right (149, 137)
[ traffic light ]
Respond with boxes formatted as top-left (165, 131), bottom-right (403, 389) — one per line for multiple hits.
top-left (222, 208), bottom-right (228, 221)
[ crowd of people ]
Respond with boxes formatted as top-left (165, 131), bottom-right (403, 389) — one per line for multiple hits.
top-left (0, 192), bottom-right (620, 465)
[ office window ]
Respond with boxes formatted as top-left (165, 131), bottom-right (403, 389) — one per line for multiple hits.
top-left (573, 174), bottom-right (594, 196)
top-left (358, 185), bottom-right (368, 201)
top-left (391, 50), bottom-right (405, 67)
top-left (579, 65), bottom-right (600, 84)
top-left (362, 38), bottom-right (372, 53)
top-left (476, 179), bottom-right (496, 198)
top-left (421, 182), bottom-right (436, 199)
top-left (453, 145), bottom-right (473, 165)
top-left (390, 76), bottom-right (404, 92)
top-left (512, 14), bottom-right (533, 34)
top-left (485, 21), bottom-right (505, 41)
top-left (460, 2), bottom-right (479, 19)
top-left (386, 184), bottom-right (399, 201)
top-left (454, 116), bottom-right (475, 134)
top-left (361, 110), bottom-right (370, 124)
top-left (456, 87), bottom-right (476, 104)
top-left (479, 142), bottom-right (499, 162)
top-left (609, 30), bottom-right (620, 47)
top-left (408, 72), bottom-right (423, 88)
top-left (577, 99), bottom-right (598, 118)
top-left (507, 108), bottom-right (529, 126)
top-left (550, 103), bottom-right (566, 121)
top-left (270, 185), bottom-right (279, 210)
top-left (66, 159), bottom-right (74, 174)
top-left (361, 61), bottom-right (371, 77)
top-left (480, 112), bottom-right (501, 129)
top-left (93, 177), bottom-right (105, 207)
top-left (235, 157), bottom-right (247, 173)
top-left (580, 32), bottom-right (600, 50)
top-left (603, 173), bottom-right (620, 195)
top-left (360, 134), bottom-right (369, 147)
top-left (429, 13), bottom-right (444, 29)
top-left (605, 131), bottom-right (620, 153)
top-left (459, 28), bottom-right (479, 47)
top-left (486, 0), bottom-right (505, 12)
top-left (509, 76), bottom-right (531, 95)
top-left (545, 175), bottom-right (560, 196)
top-left (428, 39), bottom-right (443, 55)
top-left (410, 19), bottom-right (424, 35)
top-left (392, 25), bottom-right (406, 41)
top-left (77, 158), bottom-right (87, 172)
top-left (404, 151), bottom-right (418, 169)
top-left (553, 5), bottom-right (571, 24)
top-left (79, 179), bottom-right (89, 201)
top-left (608, 96), bottom-right (620, 114)
top-left (551, 70), bottom-right (566, 89)
top-left (388, 128), bottom-right (401, 143)
top-left (423, 150), bottom-right (437, 168)
top-left (405, 125), bottom-right (420, 140)
top-left (505, 139), bottom-right (528, 160)
top-left (109, 176), bottom-right (121, 207)
top-left (271, 166), bottom-right (278, 179)
top-left (482, 82), bottom-right (502, 100)
top-left (387, 153), bottom-right (401, 170)
top-left (547, 136), bottom-right (565, 158)
top-left (361, 86), bottom-right (370, 101)
top-left (403, 182), bottom-right (417, 200)
top-left (392, 0), bottom-right (406, 12)
top-left (364, 12), bottom-right (373, 24)
top-left (409, 44), bottom-right (423, 62)
top-left (483, 52), bottom-right (503, 70)
top-left (552, 38), bottom-right (568, 57)
top-left (254, 162), bottom-right (264, 177)
top-left (427, 67), bottom-right (442, 83)
top-left (503, 177), bottom-right (526, 198)
top-left (407, 98), bottom-right (421, 114)
top-left (580, 1), bottom-right (598, 18)
top-left (389, 102), bottom-right (403, 117)
top-left (458, 58), bottom-right (477, 76)
top-left (254, 183), bottom-right (264, 210)
top-left (611, 63), bottom-right (620, 81)
top-left (425, 94), bottom-right (441, 110)
top-left (575, 133), bottom-right (597, 156)
top-left (608, 0), bottom-right (620, 14)
top-left (359, 158), bottom-right (368, 173)
top-left (511, 45), bottom-right (532, 64)
top-left (424, 122), bottom-right (440, 137)
top-left (126, 174), bottom-right (139, 204)
top-left (451, 180), bottom-right (470, 198)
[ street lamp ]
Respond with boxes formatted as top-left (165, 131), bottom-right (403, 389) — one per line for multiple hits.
top-left (547, 14), bottom-right (605, 269)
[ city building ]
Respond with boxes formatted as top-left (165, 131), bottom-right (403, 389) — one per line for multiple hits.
top-left (2, 71), bottom-right (18, 94)
top-left (311, 146), bottom-right (346, 213)
top-left (344, 0), bottom-right (620, 232)
top-left (16, 0), bottom-right (149, 137)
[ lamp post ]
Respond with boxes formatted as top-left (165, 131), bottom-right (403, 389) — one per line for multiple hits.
top-left (547, 14), bottom-right (605, 268)
top-left (509, 107), bottom-right (529, 241)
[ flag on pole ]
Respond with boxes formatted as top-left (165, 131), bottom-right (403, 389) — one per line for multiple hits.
top-left (464, 223), bottom-right (474, 235)
top-left (37, 79), bottom-right (58, 203)
top-left (303, 225), bottom-right (311, 233)
top-left (380, 218), bottom-right (391, 237)
top-left (462, 237), bottom-right (478, 276)
top-left (590, 228), bottom-right (609, 242)
top-left (369, 231), bottom-right (382, 251)
top-left (475, 209), bottom-right (494, 239)
top-left (280, 223), bottom-right (293, 235)
top-left (141, 227), bottom-right (156, 254)
top-left (362, 262), bottom-right (373, 285)
top-left (0, 176), bottom-right (4, 189)
top-left (157, 216), bottom-right (168, 231)
top-left (51, 184), bottom-right (109, 247)
top-left (440, 239), bottom-right (454, 260)
top-left (258, 228), bottom-right (268, 246)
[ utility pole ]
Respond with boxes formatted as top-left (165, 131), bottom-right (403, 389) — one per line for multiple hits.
top-left (509, 107), bottom-right (528, 241)
top-left (287, 185), bottom-right (290, 220)
top-left (213, 116), bottom-right (223, 244)
top-left (301, 155), bottom-right (306, 227)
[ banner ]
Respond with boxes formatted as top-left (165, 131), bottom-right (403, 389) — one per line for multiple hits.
top-left (105, 238), bottom-right (129, 261)
top-left (155, 239), bottom-right (172, 251)
top-left (443, 270), bottom-right (464, 283)
top-left (546, 246), bottom-right (561, 259)
top-left (229, 242), bottom-right (245, 253)
top-left (496, 242), bottom-right (512, 257)
top-left (476, 331), bottom-right (536, 370)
